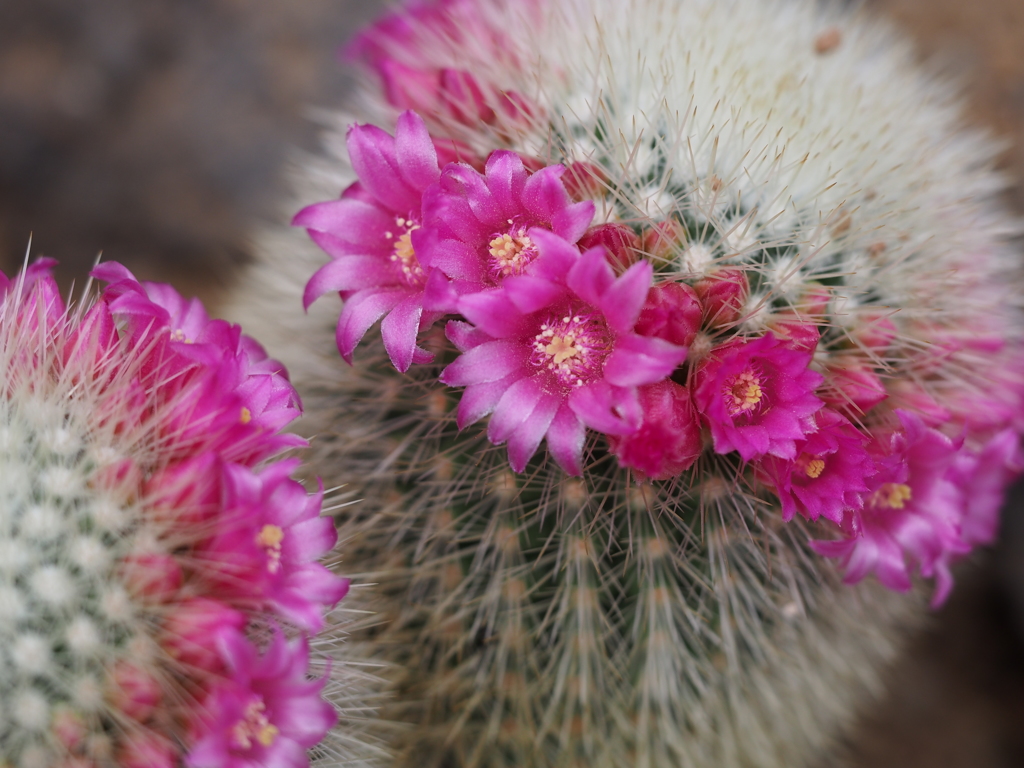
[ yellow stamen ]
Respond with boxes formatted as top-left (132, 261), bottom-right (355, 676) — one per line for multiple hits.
top-left (724, 369), bottom-right (764, 415)
top-left (489, 232), bottom-right (534, 276)
top-left (803, 457), bottom-right (825, 479)
top-left (240, 407), bottom-right (252, 425)
top-left (871, 482), bottom-right (912, 509)
top-left (256, 524), bottom-right (284, 574)
top-left (545, 335), bottom-right (579, 365)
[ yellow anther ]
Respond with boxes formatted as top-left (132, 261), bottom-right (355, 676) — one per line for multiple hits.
top-left (240, 407), bottom-right (252, 425)
top-left (545, 335), bottom-right (579, 365)
top-left (871, 482), bottom-right (912, 509)
top-left (804, 457), bottom-right (825, 478)
top-left (724, 369), bottom-right (764, 416)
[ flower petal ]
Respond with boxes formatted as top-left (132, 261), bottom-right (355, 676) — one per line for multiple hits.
top-left (347, 122), bottom-right (419, 212)
top-left (566, 247), bottom-right (615, 308)
top-left (440, 339), bottom-right (524, 386)
top-left (507, 392), bottom-right (560, 471)
top-left (380, 295), bottom-right (426, 372)
top-left (335, 289), bottom-right (405, 363)
top-left (546, 403), bottom-right (585, 476)
top-left (303, 257), bottom-right (395, 309)
top-left (603, 334), bottom-right (687, 387)
top-left (568, 380), bottom-right (642, 435)
top-left (483, 150), bottom-right (528, 220)
top-left (456, 373), bottom-right (522, 428)
top-left (394, 110), bottom-right (439, 190)
top-left (489, 375), bottom-right (545, 444)
top-left (458, 289), bottom-right (529, 338)
top-left (600, 259), bottom-right (653, 334)
top-left (501, 275), bottom-right (565, 314)
top-left (293, 199), bottom-right (394, 246)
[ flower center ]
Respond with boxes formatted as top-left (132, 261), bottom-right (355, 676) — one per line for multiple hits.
top-left (530, 309), bottom-right (611, 388)
top-left (796, 453), bottom-right (826, 479)
top-left (255, 524), bottom-right (284, 574)
top-left (488, 222), bottom-right (538, 280)
top-left (870, 482), bottom-right (912, 510)
top-left (385, 217), bottom-right (425, 287)
top-left (722, 368), bottom-right (765, 417)
top-left (231, 697), bottom-right (279, 751)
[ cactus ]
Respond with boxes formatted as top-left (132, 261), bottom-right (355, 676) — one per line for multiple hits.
top-left (227, 0), bottom-right (1024, 766)
top-left (0, 262), bottom-right (379, 768)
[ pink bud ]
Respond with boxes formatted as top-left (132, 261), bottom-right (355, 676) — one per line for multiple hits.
top-left (144, 453), bottom-right (223, 528)
top-left (695, 268), bottom-right (749, 327)
top-left (608, 381), bottom-right (702, 480)
top-left (853, 311), bottom-right (898, 351)
top-left (823, 363), bottom-right (888, 415)
top-left (440, 68), bottom-right (496, 124)
top-left (434, 137), bottom-right (484, 171)
top-left (635, 282), bottom-right (703, 348)
top-left (770, 320), bottom-right (820, 353)
top-left (562, 161), bottom-right (609, 201)
top-left (120, 553), bottom-right (182, 602)
top-left (795, 283), bottom-right (832, 317)
top-left (118, 730), bottom-right (176, 768)
top-left (161, 598), bottom-right (245, 673)
top-left (887, 380), bottom-right (951, 426)
top-left (641, 220), bottom-right (687, 259)
top-left (379, 59), bottom-right (443, 115)
top-left (52, 706), bottom-right (87, 750)
top-left (109, 661), bottom-right (162, 721)
top-left (578, 224), bottom-right (641, 271)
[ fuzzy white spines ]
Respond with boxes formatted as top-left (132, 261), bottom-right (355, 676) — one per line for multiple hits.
top-left (226, 0), bottom-right (1021, 766)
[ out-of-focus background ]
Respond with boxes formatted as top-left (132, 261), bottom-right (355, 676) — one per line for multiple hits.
top-left (1, 1), bottom-right (1023, 765)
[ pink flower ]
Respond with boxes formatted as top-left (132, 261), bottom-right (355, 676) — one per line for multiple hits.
top-left (694, 268), bottom-right (748, 327)
top-left (420, 149), bottom-right (595, 293)
top-left (186, 630), bottom-right (337, 768)
top-left (693, 332), bottom-right (823, 461)
top-left (812, 410), bottom-right (968, 607)
top-left (607, 380), bottom-right (702, 480)
top-left (162, 598), bottom-right (247, 673)
top-left (950, 428), bottom-right (1023, 546)
top-left (344, 0), bottom-right (537, 126)
top-left (757, 408), bottom-right (876, 524)
top-left (195, 459), bottom-right (350, 632)
top-left (93, 262), bottom-right (305, 464)
top-left (297, 111), bottom-right (443, 372)
top-left (440, 231), bottom-right (686, 474)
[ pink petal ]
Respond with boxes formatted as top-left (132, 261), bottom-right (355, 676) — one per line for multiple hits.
top-left (444, 162), bottom-right (501, 227)
top-left (603, 334), bottom-right (687, 387)
top-left (521, 164), bottom-right (570, 221)
top-left (507, 392), bottom-right (560, 471)
top-left (394, 110), bottom-right (439, 190)
top-left (502, 274), bottom-right (565, 314)
top-left (568, 381), bottom-right (642, 435)
top-left (335, 289), bottom-right (405, 363)
top-left (421, 237), bottom-right (486, 282)
top-left (483, 150), bottom-right (528, 220)
top-left (303, 257), bottom-right (395, 309)
top-left (529, 227), bottom-right (583, 280)
top-left (347, 123), bottom-right (419, 212)
top-left (440, 339), bottom-right (523, 386)
top-left (600, 259), bottom-right (653, 334)
top-left (488, 375), bottom-right (544, 444)
top-left (458, 290), bottom-right (529, 338)
top-left (546, 404), bottom-right (586, 475)
top-left (566, 247), bottom-right (615, 308)
top-left (380, 294), bottom-right (425, 372)
top-left (445, 319), bottom-right (491, 352)
top-left (422, 178), bottom-right (490, 242)
top-left (293, 199), bottom-right (394, 245)
top-left (456, 373), bottom-right (522, 428)
top-left (551, 200), bottom-right (596, 244)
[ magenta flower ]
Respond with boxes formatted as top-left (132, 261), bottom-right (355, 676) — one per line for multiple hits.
top-left (757, 408), bottom-right (876, 524)
top-left (951, 428), bottom-right (1023, 546)
top-left (440, 230), bottom-right (687, 475)
top-left (186, 630), bottom-right (337, 768)
top-left (344, 0), bottom-right (537, 126)
top-left (607, 380), bottom-right (702, 480)
top-left (195, 459), bottom-right (350, 632)
top-left (420, 149), bottom-right (595, 292)
top-left (296, 110), bottom-right (444, 372)
top-left (812, 410), bottom-right (969, 607)
top-left (693, 332), bottom-right (823, 461)
top-left (94, 262), bottom-right (305, 464)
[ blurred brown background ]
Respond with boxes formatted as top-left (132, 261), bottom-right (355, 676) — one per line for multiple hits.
top-left (2, 1), bottom-right (1024, 765)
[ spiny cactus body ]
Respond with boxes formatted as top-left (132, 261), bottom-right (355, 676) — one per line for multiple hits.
top-left (228, 1), bottom-right (1024, 766)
